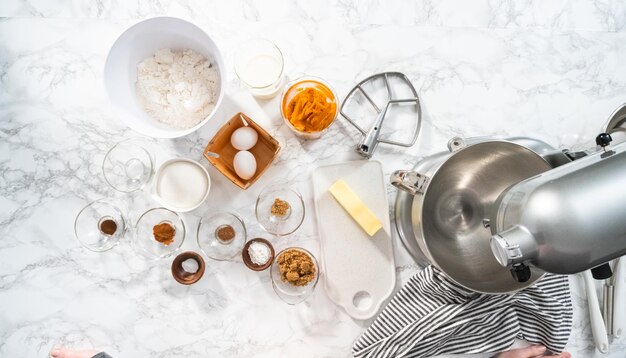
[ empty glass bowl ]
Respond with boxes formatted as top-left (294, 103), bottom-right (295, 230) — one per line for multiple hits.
top-left (74, 198), bottom-right (126, 252)
top-left (197, 211), bottom-right (247, 261)
top-left (255, 182), bottom-right (305, 236)
top-left (270, 247), bottom-right (319, 305)
top-left (103, 140), bottom-right (154, 192)
top-left (133, 207), bottom-right (185, 259)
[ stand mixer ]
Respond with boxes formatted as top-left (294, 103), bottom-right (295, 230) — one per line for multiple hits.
top-left (392, 133), bottom-right (626, 293)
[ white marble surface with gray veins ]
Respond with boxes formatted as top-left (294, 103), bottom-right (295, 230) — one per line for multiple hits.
top-left (1, 1), bottom-right (626, 357)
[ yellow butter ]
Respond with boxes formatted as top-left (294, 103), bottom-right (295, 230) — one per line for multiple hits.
top-left (328, 179), bottom-right (382, 236)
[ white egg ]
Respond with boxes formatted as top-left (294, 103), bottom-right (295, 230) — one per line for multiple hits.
top-left (230, 127), bottom-right (258, 151)
top-left (233, 150), bottom-right (257, 180)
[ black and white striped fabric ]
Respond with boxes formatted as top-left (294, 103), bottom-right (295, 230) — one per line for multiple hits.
top-left (353, 265), bottom-right (572, 358)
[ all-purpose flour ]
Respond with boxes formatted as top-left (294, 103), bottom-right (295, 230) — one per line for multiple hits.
top-left (136, 48), bottom-right (218, 129)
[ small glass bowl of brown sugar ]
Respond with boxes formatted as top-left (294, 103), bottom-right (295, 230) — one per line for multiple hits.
top-left (256, 182), bottom-right (305, 236)
top-left (270, 247), bottom-right (319, 305)
top-left (197, 211), bottom-right (247, 261)
top-left (133, 207), bottom-right (185, 259)
top-left (74, 198), bottom-right (126, 252)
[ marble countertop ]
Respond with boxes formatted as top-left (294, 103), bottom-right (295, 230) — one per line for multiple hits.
top-left (1, 1), bottom-right (626, 357)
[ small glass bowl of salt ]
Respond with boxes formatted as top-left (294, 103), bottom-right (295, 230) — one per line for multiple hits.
top-left (242, 238), bottom-right (275, 271)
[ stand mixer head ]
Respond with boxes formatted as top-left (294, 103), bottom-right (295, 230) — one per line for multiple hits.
top-left (490, 134), bottom-right (626, 282)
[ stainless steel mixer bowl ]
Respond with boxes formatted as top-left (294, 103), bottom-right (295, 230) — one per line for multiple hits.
top-left (406, 141), bottom-right (554, 293)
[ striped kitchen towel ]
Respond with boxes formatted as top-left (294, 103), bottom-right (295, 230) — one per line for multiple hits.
top-left (352, 265), bottom-right (572, 358)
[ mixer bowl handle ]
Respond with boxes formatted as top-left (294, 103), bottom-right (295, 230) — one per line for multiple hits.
top-left (391, 170), bottom-right (430, 196)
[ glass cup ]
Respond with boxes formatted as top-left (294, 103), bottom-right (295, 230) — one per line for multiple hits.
top-left (103, 140), bottom-right (154, 193)
top-left (234, 39), bottom-right (285, 99)
top-left (74, 198), bottom-right (126, 252)
top-left (270, 247), bottom-right (319, 305)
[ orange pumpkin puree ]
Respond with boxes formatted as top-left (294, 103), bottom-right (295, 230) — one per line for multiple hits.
top-left (283, 81), bottom-right (336, 133)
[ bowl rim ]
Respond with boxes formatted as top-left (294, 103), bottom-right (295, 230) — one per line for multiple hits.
top-left (103, 16), bottom-right (226, 139)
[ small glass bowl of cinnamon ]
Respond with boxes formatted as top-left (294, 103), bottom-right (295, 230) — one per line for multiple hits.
top-left (280, 76), bottom-right (338, 139)
top-left (133, 207), bottom-right (185, 259)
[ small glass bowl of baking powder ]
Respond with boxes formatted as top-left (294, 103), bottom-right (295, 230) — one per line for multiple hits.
top-left (242, 238), bottom-right (275, 271)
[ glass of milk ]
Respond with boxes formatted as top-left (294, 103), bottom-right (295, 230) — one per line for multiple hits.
top-left (234, 39), bottom-right (284, 99)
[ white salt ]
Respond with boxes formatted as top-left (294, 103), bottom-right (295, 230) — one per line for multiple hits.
top-left (181, 258), bottom-right (199, 273)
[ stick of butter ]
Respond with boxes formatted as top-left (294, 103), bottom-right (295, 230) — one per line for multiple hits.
top-left (328, 179), bottom-right (382, 237)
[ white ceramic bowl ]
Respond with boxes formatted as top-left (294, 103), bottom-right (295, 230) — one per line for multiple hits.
top-left (104, 17), bottom-right (226, 138)
top-left (152, 158), bottom-right (211, 213)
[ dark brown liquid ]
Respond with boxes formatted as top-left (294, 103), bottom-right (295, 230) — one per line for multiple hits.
top-left (99, 219), bottom-right (117, 236)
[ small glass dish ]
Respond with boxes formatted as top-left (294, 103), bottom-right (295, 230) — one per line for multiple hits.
top-left (270, 247), bottom-right (319, 305)
top-left (103, 140), bottom-right (154, 192)
top-left (197, 211), bottom-right (247, 261)
top-left (74, 198), bottom-right (126, 252)
top-left (256, 182), bottom-right (305, 236)
top-left (133, 207), bottom-right (185, 259)
top-left (280, 76), bottom-right (338, 139)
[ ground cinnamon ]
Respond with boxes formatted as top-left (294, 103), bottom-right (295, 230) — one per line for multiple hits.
top-left (153, 222), bottom-right (176, 246)
top-left (216, 225), bottom-right (235, 243)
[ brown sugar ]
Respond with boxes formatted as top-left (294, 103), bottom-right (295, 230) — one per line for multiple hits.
top-left (153, 222), bottom-right (176, 246)
top-left (283, 82), bottom-right (337, 133)
top-left (271, 198), bottom-right (290, 217)
top-left (277, 249), bottom-right (316, 286)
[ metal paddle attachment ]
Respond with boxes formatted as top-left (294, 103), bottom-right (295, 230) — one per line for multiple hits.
top-left (340, 72), bottom-right (421, 158)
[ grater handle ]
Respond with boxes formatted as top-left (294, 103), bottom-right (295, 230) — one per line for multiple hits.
top-left (356, 104), bottom-right (389, 158)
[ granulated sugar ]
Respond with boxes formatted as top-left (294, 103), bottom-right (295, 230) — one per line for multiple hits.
top-left (136, 48), bottom-right (219, 129)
